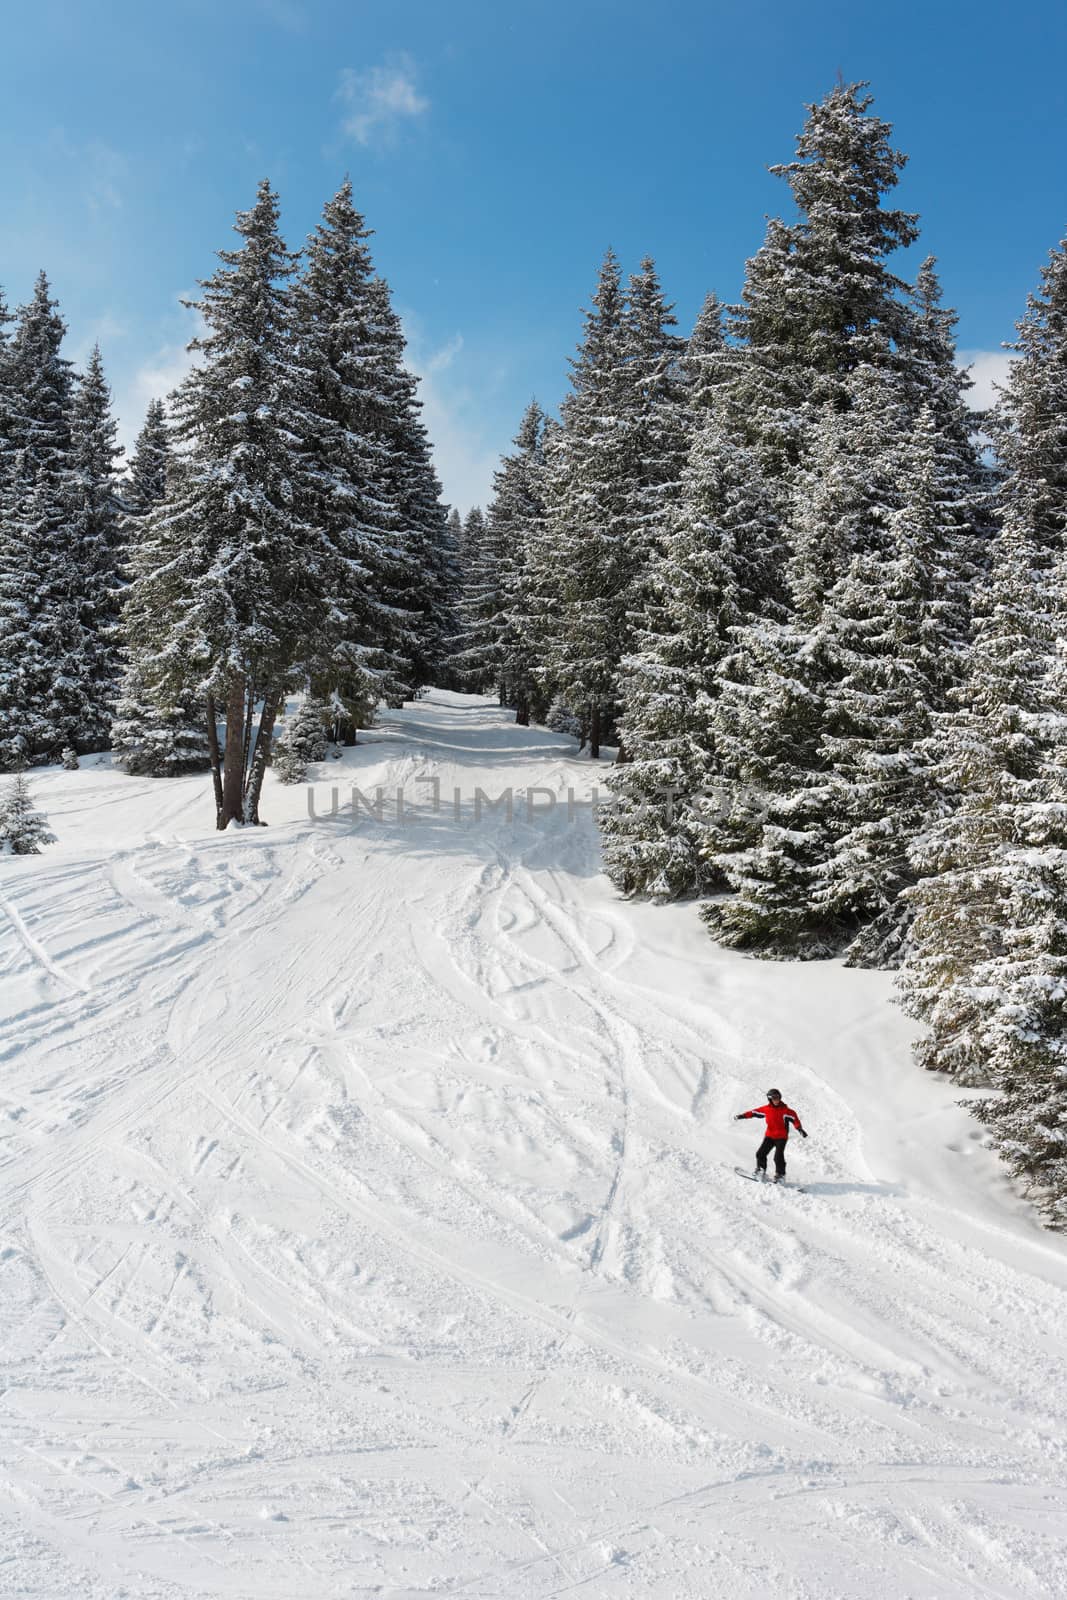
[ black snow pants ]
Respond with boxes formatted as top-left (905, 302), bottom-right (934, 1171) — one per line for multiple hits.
top-left (756, 1136), bottom-right (788, 1177)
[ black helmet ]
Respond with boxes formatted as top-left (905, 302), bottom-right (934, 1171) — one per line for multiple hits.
top-left (766, 1088), bottom-right (782, 1100)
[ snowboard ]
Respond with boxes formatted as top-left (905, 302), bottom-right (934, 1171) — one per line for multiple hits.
top-left (734, 1166), bottom-right (804, 1192)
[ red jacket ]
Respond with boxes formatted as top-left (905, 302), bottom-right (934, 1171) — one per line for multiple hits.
top-left (741, 1102), bottom-right (804, 1139)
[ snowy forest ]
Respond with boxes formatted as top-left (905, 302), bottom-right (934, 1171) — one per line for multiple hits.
top-left (0, 82), bottom-right (1064, 1225)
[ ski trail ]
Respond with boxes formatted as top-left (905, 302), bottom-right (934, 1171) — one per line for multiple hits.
top-left (0, 891), bottom-right (90, 994)
top-left (1, 693), bottom-right (1065, 1599)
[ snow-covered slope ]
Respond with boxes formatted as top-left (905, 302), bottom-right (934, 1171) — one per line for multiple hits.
top-left (1, 691), bottom-right (1065, 1599)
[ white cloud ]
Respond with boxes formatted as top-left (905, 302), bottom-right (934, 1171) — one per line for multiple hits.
top-left (958, 348), bottom-right (1016, 412)
top-left (67, 312), bottom-right (128, 370)
top-left (401, 319), bottom-right (500, 515)
top-left (110, 299), bottom-right (206, 458)
top-left (338, 56), bottom-right (429, 147)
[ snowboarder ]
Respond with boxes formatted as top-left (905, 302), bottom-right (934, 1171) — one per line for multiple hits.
top-left (735, 1089), bottom-right (807, 1182)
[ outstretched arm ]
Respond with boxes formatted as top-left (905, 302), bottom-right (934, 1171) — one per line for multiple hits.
top-left (785, 1110), bottom-right (808, 1138)
top-left (735, 1108), bottom-right (763, 1121)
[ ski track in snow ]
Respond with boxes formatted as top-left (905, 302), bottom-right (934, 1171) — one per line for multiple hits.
top-left (0, 693), bottom-right (1065, 1599)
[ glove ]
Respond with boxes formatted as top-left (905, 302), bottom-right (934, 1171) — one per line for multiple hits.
top-left (799, 1129), bottom-right (808, 1138)
top-left (734, 1114), bottom-right (746, 1121)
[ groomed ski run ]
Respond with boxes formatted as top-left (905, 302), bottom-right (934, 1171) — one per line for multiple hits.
top-left (1, 691), bottom-right (1065, 1599)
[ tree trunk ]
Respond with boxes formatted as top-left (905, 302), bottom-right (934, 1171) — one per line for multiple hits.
top-left (243, 687), bottom-right (282, 825)
top-left (241, 676), bottom-right (257, 776)
top-left (515, 693), bottom-right (530, 728)
top-left (615, 736), bottom-right (629, 765)
top-left (590, 704), bottom-right (601, 761)
top-left (205, 693), bottom-right (225, 829)
top-left (220, 678), bottom-right (247, 829)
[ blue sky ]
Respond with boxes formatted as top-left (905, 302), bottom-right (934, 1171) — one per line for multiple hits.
top-left (4, 0), bottom-right (1066, 511)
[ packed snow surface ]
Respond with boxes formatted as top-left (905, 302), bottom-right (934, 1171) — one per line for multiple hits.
top-left (2, 691), bottom-right (1066, 1599)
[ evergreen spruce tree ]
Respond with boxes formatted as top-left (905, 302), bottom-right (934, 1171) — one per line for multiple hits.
top-left (602, 410), bottom-right (780, 898)
top-left (730, 81), bottom-right (918, 458)
top-left (694, 87), bottom-right (968, 959)
top-left (292, 182), bottom-right (424, 732)
top-left (453, 507), bottom-right (504, 691)
top-left (0, 274), bottom-right (81, 767)
top-left (123, 182), bottom-right (321, 827)
top-left (0, 472), bottom-right (76, 767)
top-left (541, 252), bottom-right (684, 757)
top-left (0, 285), bottom-right (15, 499)
top-left (603, 83), bottom-right (932, 930)
top-left (899, 237), bottom-right (1067, 1180)
top-left (0, 772), bottom-right (56, 855)
top-left (969, 621), bottom-right (1067, 1227)
top-left (704, 369), bottom-right (906, 956)
top-left (538, 251), bottom-right (632, 756)
top-left (683, 291), bottom-right (730, 413)
top-left (621, 258), bottom-right (689, 611)
top-left (112, 400), bottom-right (212, 775)
top-left (124, 396), bottom-right (170, 515)
top-left (273, 694), bottom-right (330, 784)
top-left (447, 507), bottom-right (464, 562)
top-left (65, 345), bottom-right (125, 749)
top-left (4, 272), bottom-right (72, 469)
top-left (358, 275), bottom-right (459, 698)
top-left (814, 400), bottom-right (948, 965)
top-left (493, 401), bottom-right (548, 724)
top-left (719, 80), bottom-right (920, 561)
top-left (898, 256), bottom-right (990, 690)
top-left (898, 524), bottom-right (1055, 1073)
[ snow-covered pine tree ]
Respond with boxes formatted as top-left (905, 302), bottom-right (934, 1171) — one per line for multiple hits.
top-left (538, 252), bottom-right (630, 756)
top-left (800, 265), bottom-right (987, 963)
top-left (899, 238), bottom-right (1067, 1181)
top-left (3, 273), bottom-right (72, 471)
top-left (447, 507), bottom-right (464, 561)
top-left (64, 345), bottom-right (125, 750)
top-left (0, 285), bottom-right (14, 492)
top-left (731, 82), bottom-right (918, 449)
top-left (353, 274), bottom-right (458, 698)
top-left (292, 182), bottom-right (424, 734)
top-left (899, 519), bottom-right (1055, 1057)
top-left (0, 470), bottom-right (77, 767)
top-left (492, 402), bottom-right (548, 724)
top-left (701, 390), bottom-right (881, 957)
top-left (453, 507), bottom-right (505, 692)
top-left (511, 412), bottom-right (562, 725)
top-left (897, 257), bottom-right (990, 694)
top-left (112, 400), bottom-right (212, 776)
top-left (541, 252), bottom-right (684, 758)
top-left (124, 396), bottom-right (170, 516)
top-left (0, 772), bottom-right (56, 854)
top-left (621, 259), bottom-right (689, 605)
top-left (272, 694), bottom-right (330, 784)
top-left (602, 407), bottom-right (781, 899)
top-left (969, 614), bottom-right (1067, 1227)
top-left (717, 80), bottom-right (919, 567)
top-left (698, 86), bottom-right (944, 958)
top-left (124, 182), bottom-right (322, 827)
top-left (0, 273), bottom-right (83, 767)
top-left (814, 399), bottom-right (950, 966)
top-left (681, 291), bottom-right (736, 425)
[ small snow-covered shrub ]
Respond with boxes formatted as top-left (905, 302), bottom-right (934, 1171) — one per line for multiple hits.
top-left (61, 747), bottom-right (80, 771)
top-left (545, 698), bottom-right (584, 743)
top-left (273, 697), bottom-right (330, 785)
top-left (0, 774), bottom-right (56, 855)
